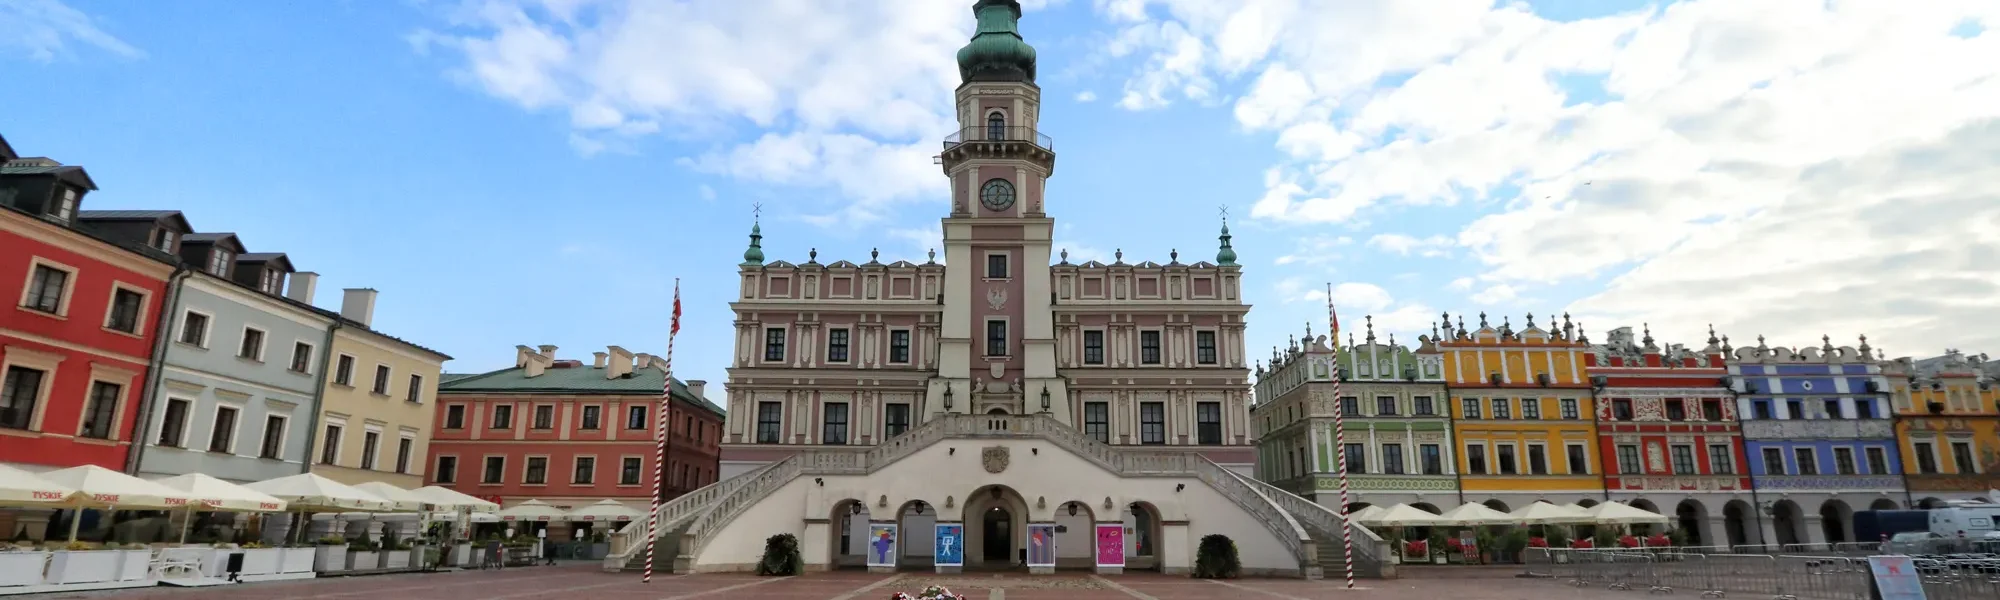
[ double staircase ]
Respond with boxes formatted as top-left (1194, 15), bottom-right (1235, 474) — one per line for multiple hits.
top-left (608, 413), bottom-right (1390, 578)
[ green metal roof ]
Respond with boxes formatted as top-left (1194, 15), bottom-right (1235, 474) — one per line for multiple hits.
top-left (439, 365), bottom-right (725, 417)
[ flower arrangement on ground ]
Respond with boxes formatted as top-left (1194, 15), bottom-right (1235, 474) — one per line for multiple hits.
top-left (889, 585), bottom-right (967, 600)
top-left (1644, 533), bottom-right (1671, 547)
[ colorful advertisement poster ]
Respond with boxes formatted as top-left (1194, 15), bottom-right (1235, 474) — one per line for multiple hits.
top-left (867, 523), bottom-right (898, 568)
top-left (1866, 556), bottom-right (1929, 600)
top-left (934, 524), bottom-right (964, 567)
top-left (1026, 523), bottom-right (1056, 567)
top-left (1094, 523), bottom-right (1125, 567)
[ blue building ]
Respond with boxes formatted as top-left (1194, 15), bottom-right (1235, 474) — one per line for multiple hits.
top-left (1728, 334), bottom-right (1904, 548)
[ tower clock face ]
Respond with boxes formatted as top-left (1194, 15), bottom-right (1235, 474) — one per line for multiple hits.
top-left (980, 178), bottom-right (1016, 211)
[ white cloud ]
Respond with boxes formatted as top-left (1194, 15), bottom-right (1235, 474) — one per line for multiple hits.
top-left (697, 184), bottom-right (717, 202)
top-left (0, 0), bottom-right (143, 61)
top-left (1366, 233), bottom-right (1454, 258)
top-left (1272, 233), bottom-right (1350, 266)
top-left (1100, 0), bottom-right (2000, 355)
top-left (1075, 90), bottom-right (1098, 102)
top-left (1446, 277), bottom-right (1475, 292)
top-left (415, 0), bottom-right (1020, 227)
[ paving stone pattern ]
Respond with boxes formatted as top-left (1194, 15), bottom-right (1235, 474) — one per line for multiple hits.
top-left (39, 564), bottom-right (1656, 600)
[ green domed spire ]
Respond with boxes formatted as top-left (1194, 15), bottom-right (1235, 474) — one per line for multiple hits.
top-left (1216, 219), bottom-right (1238, 266)
top-left (741, 221), bottom-right (765, 266)
top-left (956, 0), bottom-right (1037, 84)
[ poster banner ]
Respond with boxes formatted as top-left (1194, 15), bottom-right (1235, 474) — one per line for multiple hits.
top-left (1866, 556), bottom-right (1929, 600)
top-left (867, 523), bottom-right (898, 568)
top-left (1026, 523), bottom-right (1056, 567)
top-left (1095, 523), bottom-right (1126, 568)
top-left (935, 524), bottom-right (964, 567)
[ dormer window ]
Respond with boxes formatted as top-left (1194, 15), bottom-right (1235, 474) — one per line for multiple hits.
top-left (259, 269), bottom-right (283, 295)
top-left (52, 188), bottom-right (77, 222)
top-left (150, 228), bottom-right (177, 253)
top-left (208, 249), bottom-right (233, 277)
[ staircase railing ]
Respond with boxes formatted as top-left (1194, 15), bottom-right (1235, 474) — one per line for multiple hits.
top-left (602, 460), bottom-right (788, 566)
top-left (1222, 469), bottom-right (1391, 577)
top-left (1188, 457), bottom-right (1320, 578)
top-left (683, 456), bottom-right (805, 560)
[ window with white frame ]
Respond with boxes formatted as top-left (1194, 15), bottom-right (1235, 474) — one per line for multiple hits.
top-left (237, 327), bottom-right (265, 361)
top-left (434, 456), bottom-right (458, 483)
top-left (208, 406), bottom-right (239, 453)
top-left (158, 398), bottom-right (191, 447)
top-left (105, 287), bottom-right (145, 333)
top-left (0, 366), bottom-right (48, 431)
top-left (22, 263), bottom-right (71, 315)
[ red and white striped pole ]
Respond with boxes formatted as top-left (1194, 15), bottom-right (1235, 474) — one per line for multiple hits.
top-left (1328, 284), bottom-right (1356, 589)
top-left (643, 279), bottom-right (683, 583)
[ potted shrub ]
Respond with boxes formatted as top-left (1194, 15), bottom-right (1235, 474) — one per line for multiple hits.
top-left (1428, 531), bottom-right (1449, 564)
top-left (47, 541), bottom-right (122, 585)
top-left (1403, 539), bottom-right (1428, 562)
top-left (756, 533), bottom-right (802, 576)
top-left (1192, 534), bottom-right (1240, 579)
top-left (346, 537), bottom-right (381, 570)
top-left (1475, 529), bottom-right (1499, 564)
top-left (1667, 529), bottom-right (1689, 548)
top-left (1500, 529), bottom-right (1530, 563)
top-left (383, 539), bottom-right (414, 569)
top-left (313, 536), bottom-right (348, 572)
top-left (1593, 528), bottom-right (1617, 550)
top-left (1544, 528), bottom-right (1570, 562)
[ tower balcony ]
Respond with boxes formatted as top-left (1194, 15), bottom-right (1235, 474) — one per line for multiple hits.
top-left (937, 126), bottom-right (1056, 171)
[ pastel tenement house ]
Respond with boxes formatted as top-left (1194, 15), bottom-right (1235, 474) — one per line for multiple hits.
top-left (1585, 325), bottom-right (1750, 548)
top-left (307, 286), bottom-right (452, 491)
top-left (1726, 335), bottom-right (1901, 547)
top-left (1439, 312), bottom-right (1603, 512)
top-left (619, 1), bottom-right (1386, 581)
top-left (1251, 317), bottom-right (1456, 518)
top-left (430, 345), bottom-right (723, 541)
top-left (1881, 350), bottom-right (2000, 507)
top-left (0, 138), bottom-right (175, 539)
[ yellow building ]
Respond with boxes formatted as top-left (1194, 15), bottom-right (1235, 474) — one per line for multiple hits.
top-left (1438, 312), bottom-right (1602, 510)
top-left (307, 287), bottom-right (452, 488)
top-left (1883, 350), bottom-right (2000, 506)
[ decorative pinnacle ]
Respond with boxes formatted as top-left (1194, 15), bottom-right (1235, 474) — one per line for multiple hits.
top-left (1479, 312), bottom-right (1489, 328)
top-left (1431, 322), bottom-right (1441, 339)
top-left (808, 248), bottom-right (818, 263)
top-left (870, 247), bottom-right (879, 262)
top-left (1059, 248), bottom-right (1069, 264)
top-left (927, 248), bottom-right (937, 263)
top-left (1526, 312), bottom-right (1536, 329)
top-left (1642, 323), bottom-right (1654, 345)
top-left (1170, 248), bottom-right (1178, 262)
top-left (1114, 248), bottom-right (1124, 263)
top-left (1707, 324), bottom-right (1720, 345)
top-left (1364, 315), bottom-right (1375, 342)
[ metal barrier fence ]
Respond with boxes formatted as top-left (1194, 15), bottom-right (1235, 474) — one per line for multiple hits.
top-left (1525, 548), bottom-right (1999, 600)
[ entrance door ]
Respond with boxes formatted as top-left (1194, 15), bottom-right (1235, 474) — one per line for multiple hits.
top-left (982, 507), bottom-right (1012, 562)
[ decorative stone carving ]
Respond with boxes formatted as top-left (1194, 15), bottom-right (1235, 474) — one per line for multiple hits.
top-left (1036, 496), bottom-right (1046, 509)
top-left (946, 495), bottom-right (955, 508)
top-left (1646, 443), bottom-right (1666, 472)
top-left (988, 286), bottom-right (1008, 310)
top-left (982, 446), bottom-right (1010, 474)
top-left (1741, 419), bottom-right (1895, 440)
top-left (879, 495), bottom-right (888, 507)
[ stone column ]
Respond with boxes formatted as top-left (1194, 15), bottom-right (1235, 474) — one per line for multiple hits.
top-left (1704, 515), bottom-right (1732, 549)
top-left (1802, 516), bottom-right (1827, 546)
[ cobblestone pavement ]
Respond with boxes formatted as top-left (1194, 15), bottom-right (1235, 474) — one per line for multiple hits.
top-left (41, 564), bottom-right (1645, 600)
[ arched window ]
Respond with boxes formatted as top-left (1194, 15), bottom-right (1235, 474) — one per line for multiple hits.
top-left (986, 112), bottom-right (1006, 141)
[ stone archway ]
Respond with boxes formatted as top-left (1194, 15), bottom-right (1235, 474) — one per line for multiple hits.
top-left (1629, 499), bottom-right (1663, 536)
top-left (1482, 499), bottom-right (1511, 513)
top-left (1345, 502), bottom-right (1374, 513)
top-left (1818, 499), bottom-right (1853, 544)
top-left (1674, 500), bottom-right (1710, 547)
top-left (1054, 500), bottom-right (1096, 570)
top-left (828, 498), bottom-right (873, 570)
top-left (1771, 499), bottom-right (1805, 546)
top-left (1577, 498), bottom-right (1600, 508)
top-left (1869, 498), bottom-right (1900, 511)
top-left (1917, 497), bottom-right (1945, 509)
top-left (896, 499), bottom-right (938, 571)
top-left (963, 485), bottom-right (1029, 571)
top-left (1722, 500), bottom-right (1752, 547)
top-left (1409, 502), bottom-right (1443, 540)
top-left (1125, 501), bottom-right (1166, 572)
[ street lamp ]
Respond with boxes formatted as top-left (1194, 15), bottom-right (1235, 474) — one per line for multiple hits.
top-left (1040, 386), bottom-right (1051, 412)
top-left (943, 384), bottom-right (954, 410)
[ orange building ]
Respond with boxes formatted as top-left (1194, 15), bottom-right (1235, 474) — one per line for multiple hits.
top-left (1438, 312), bottom-right (1603, 511)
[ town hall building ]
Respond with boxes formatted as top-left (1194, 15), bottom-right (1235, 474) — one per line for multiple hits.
top-left (607, 0), bottom-right (1386, 579)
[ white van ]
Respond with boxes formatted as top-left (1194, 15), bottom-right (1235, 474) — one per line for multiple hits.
top-left (1927, 501), bottom-right (2000, 539)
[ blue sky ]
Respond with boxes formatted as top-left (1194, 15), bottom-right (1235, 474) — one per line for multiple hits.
top-left (5, 0), bottom-right (1999, 395)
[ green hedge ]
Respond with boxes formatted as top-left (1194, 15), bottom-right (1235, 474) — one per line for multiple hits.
top-left (756, 533), bottom-right (803, 576)
top-left (1193, 534), bottom-right (1240, 579)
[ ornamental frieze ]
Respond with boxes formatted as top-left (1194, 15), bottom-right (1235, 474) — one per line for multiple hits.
top-left (1611, 476), bottom-right (1743, 492)
top-left (1740, 419), bottom-right (1895, 440)
top-left (1750, 475), bottom-right (1903, 490)
top-left (1904, 473), bottom-right (2000, 492)
top-left (1317, 475), bottom-right (1460, 492)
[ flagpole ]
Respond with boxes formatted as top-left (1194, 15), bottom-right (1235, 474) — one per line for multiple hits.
top-left (1328, 283), bottom-right (1356, 589)
top-left (644, 278), bottom-right (683, 583)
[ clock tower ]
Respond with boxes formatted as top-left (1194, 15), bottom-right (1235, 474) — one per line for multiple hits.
top-left (931, 0), bottom-right (1066, 420)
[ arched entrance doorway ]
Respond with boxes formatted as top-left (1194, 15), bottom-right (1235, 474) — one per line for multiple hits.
top-left (963, 485), bottom-right (1029, 571)
top-left (1482, 499), bottom-right (1511, 513)
top-left (1125, 501), bottom-right (1165, 572)
top-left (829, 498), bottom-right (873, 569)
top-left (897, 499), bottom-right (938, 571)
top-left (1818, 500), bottom-right (1852, 544)
top-left (1674, 500), bottom-right (1708, 547)
top-left (1771, 500), bottom-right (1804, 546)
top-left (1722, 500), bottom-right (1751, 547)
top-left (1054, 500), bottom-right (1095, 570)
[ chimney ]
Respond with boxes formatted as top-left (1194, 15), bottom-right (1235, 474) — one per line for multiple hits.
top-left (538, 345), bottom-right (558, 360)
top-left (592, 352), bottom-right (608, 369)
top-left (686, 380), bottom-right (707, 400)
top-left (606, 346), bottom-right (635, 379)
top-left (635, 353), bottom-right (653, 369)
top-left (523, 352), bottom-right (552, 378)
top-left (515, 345), bottom-right (536, 368)
top-left (287, 272), bottom-right (319, 304)
top-left (340, 288), bottom-right (378, 327)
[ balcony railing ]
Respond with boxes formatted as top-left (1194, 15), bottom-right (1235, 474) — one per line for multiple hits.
top-left (942, 126), bottom-right (1053, 152)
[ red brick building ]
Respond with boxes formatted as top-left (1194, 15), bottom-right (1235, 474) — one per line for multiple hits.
top-left (1, 137), bottom-right (182, 476)
top-left (1586, 325), bottom-right (1750, 547)
top-left (429, 344), bottom-right (724, 536)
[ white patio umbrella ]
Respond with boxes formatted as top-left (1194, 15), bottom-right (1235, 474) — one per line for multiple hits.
top-left (350, 482), bottom-right (428, 513)
top-left (1345, 505), bottom-right (1387, 524)
top-left (0, 463), bottom-right (78, 506)
top-left (150, 473), bottom-right (289, 543)
top-left (1361, 503), bottom-right (1445, 527)
top-left (244, 473), bottom-right (394, 512)
top-left (497, 499), bottom-right (565, 522)
top-left (1580, 501), bottom-right (1671, 525)
top-left (410, 486), bottom-right (498, 512)
top-left (1507, 501), bottom-right (1595, 525)
top-left (39, 465), bottom-right (194, 542)
top-left (566, 499), bottom-right (643, 523)
top-left (1435, 502), bottom-right (1514, 525)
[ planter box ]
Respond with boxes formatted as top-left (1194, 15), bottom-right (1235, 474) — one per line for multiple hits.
top-left (200, 549), bottom-right (235, 578)
top-left (451, 543), bottom-right (471, 566)
top-left (346, 551), bottom-right (378, 570)
top-left (313, 545), bottom-right (347, 572)
top-left (1432, 556), bottom-right (1447, 564)
top-left (383, 549), bottom-right (411, 569)
top-left (115, 549), bottom-right (152, 581)
top-left (0, 551), bottom-right (49, 587)
top-left (280, 547), bottom-right (316, 573)
top-left (590, 543), bottom-right (609, 560)
top-left (48, 550), bottom-right (122, 584)
top-left (241, 548), bottom-right (283, 576)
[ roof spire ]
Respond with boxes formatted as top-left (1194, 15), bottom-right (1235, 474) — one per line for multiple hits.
top-left (740, 209), bottom-right (765, 266)
top-left (1364, 315), bottom-right (1376, 343)
top-left (1216, 207), bottom-right (1238, 266)
top-left (957, 1), bottom-right (1037, 84)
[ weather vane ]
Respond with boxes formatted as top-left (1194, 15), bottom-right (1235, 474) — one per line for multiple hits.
top-left (752, 202), bottom-right (762, 222)
top-left (1218, 205), bottom-right (1230, 222)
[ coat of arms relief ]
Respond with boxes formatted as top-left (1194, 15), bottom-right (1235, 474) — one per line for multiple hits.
top-left (987, 286), bottom-right (1008, 311)
top-left (983, 446), bottom-right (1010, 474)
